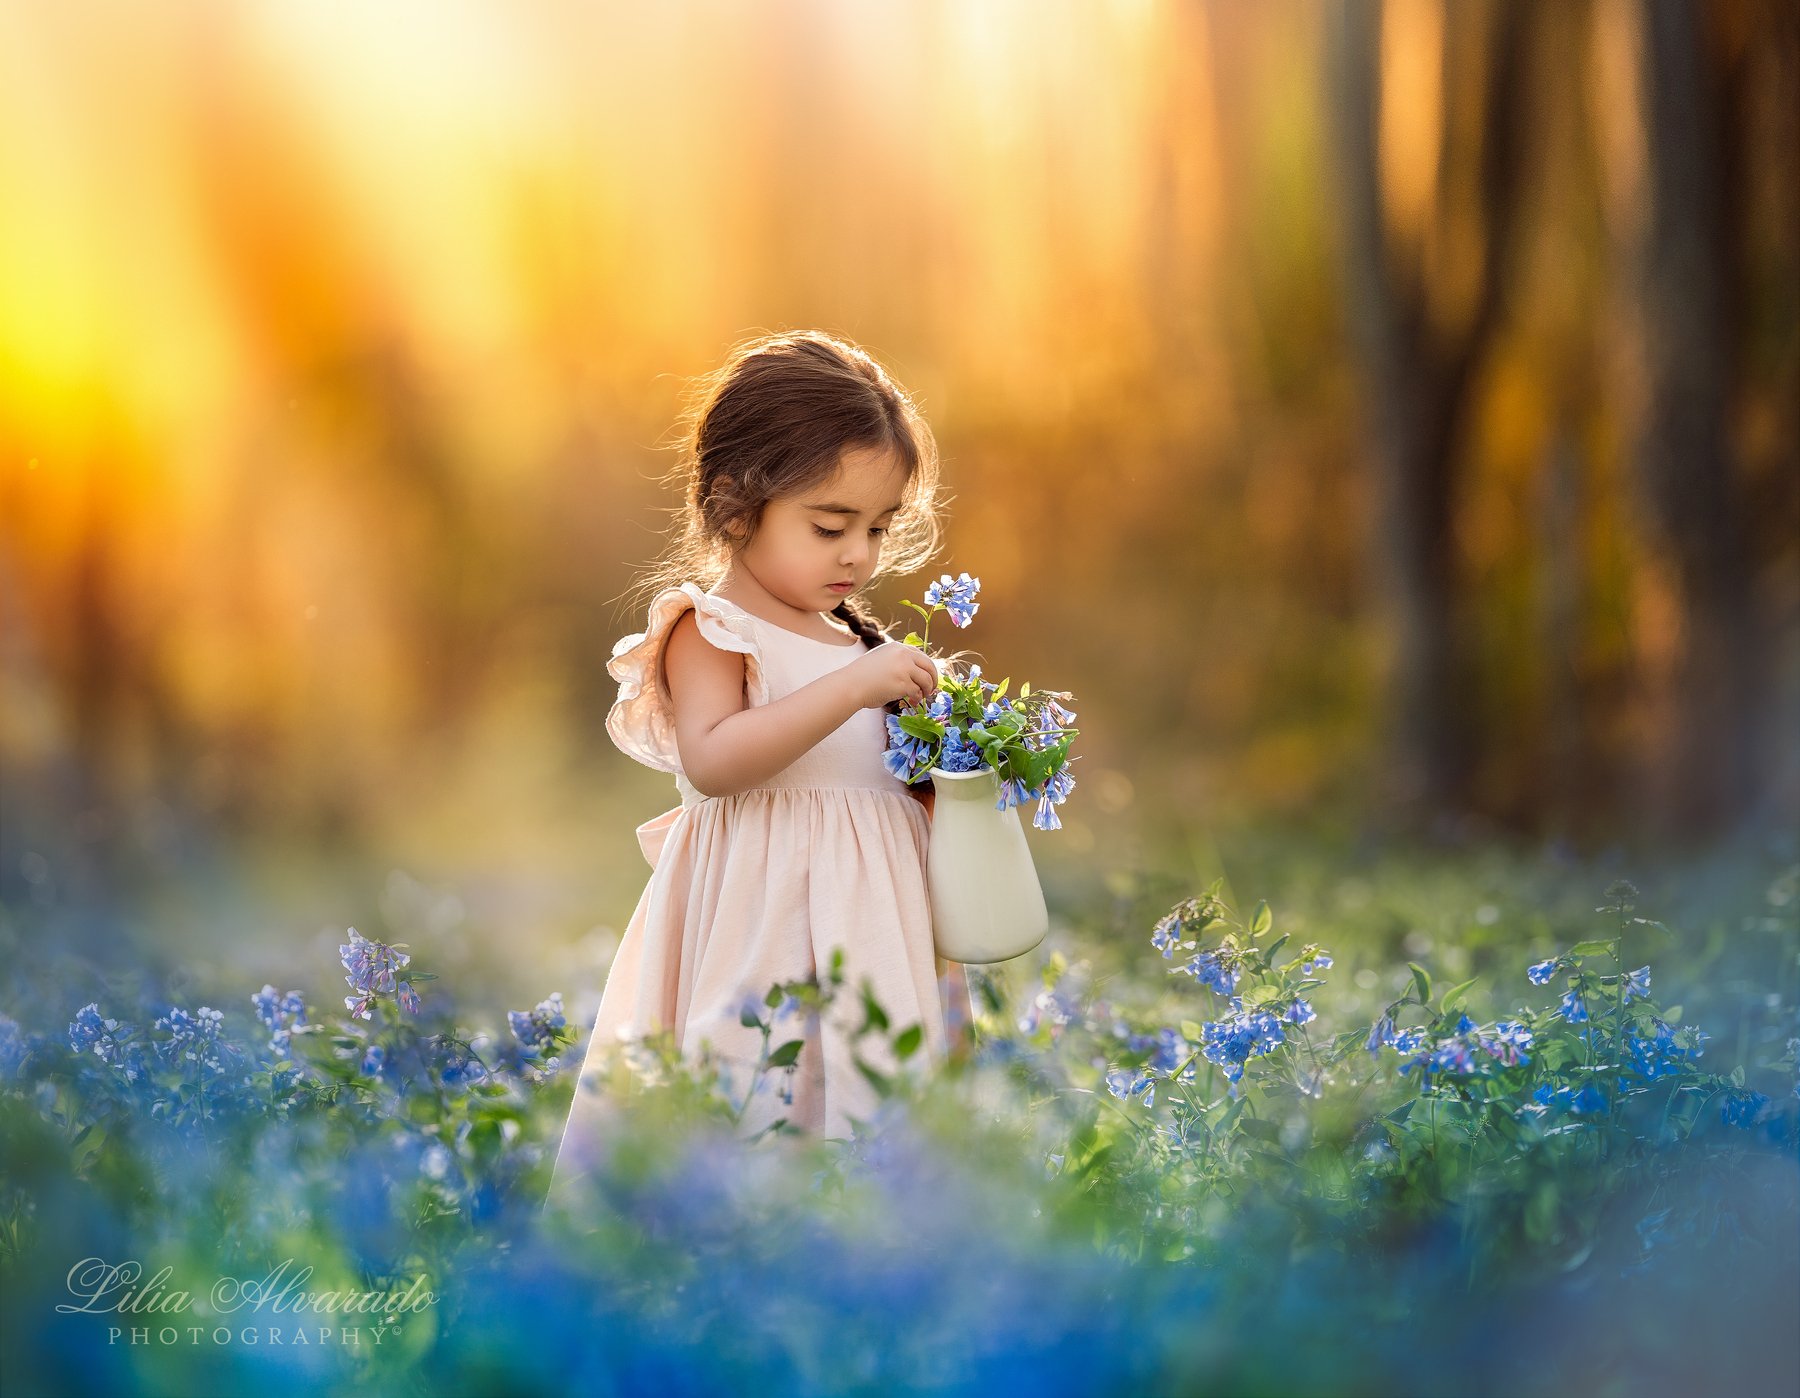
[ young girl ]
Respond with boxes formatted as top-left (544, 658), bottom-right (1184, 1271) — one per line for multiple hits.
top-left (549, 330), bottom-right (974, 1197)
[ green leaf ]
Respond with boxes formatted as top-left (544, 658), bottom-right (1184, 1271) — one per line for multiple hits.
top-left (740, 1003), bottom-right (763, 1028)
top-left (766, 1038), bottom-right (804, 1068)
top-left (1073, 1143), bottom-right (1115, 1179)
top-left (904, 632), bottom-right (924, 647)
top-left (1249, 901), bottom-right (1272, 936)
top-left (1179, 1020), bottom-right (1204, 1041)
top-left (901, 599), bottom-right (932, 619)
top-left (1661, 1004), bottom-right (1682, 1024)
top-left (894, 1025), bottom-right (923, 1060)
top-left (1440, 975), bottom-right (1481, 1014)
top-left (1264, 933), bottom-right (1290, 965)
top-left (1020, 682), bottom-right (1031, 698)
top-left (854, 1057), bottom-right (893, 1097)
top-left (1408, 963), bottom-right (1432, 1005)
top-left (898, 713), bottom-right (945, 741)
top-left (764, 984), bottom-right (785, 1008)
top-left (1567, 939), bottom-right (1615, 957)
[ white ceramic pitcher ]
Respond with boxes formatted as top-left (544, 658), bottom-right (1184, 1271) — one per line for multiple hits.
top-left (925, 765), bottom-right (1049, 964)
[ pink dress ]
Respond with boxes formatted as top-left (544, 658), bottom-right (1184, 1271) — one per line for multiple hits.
top-left (550, 581), bottom-right (953, 1184)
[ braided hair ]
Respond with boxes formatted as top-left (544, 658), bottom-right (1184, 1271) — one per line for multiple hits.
top-left (832, 595), bottom-right (935, 807)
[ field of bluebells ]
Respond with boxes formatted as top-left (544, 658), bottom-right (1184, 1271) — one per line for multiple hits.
top-left (2, 834), bottom-right (1797, 1398)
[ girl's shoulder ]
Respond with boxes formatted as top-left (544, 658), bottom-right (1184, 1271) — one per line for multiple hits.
top-left (603, 582), bottom-right (771, 774)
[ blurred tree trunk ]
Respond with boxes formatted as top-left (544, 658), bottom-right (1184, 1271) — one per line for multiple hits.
top-left (1624, 0), bottom-right (1768, 838)
top-left (1323, 0), bottom-right (1534, 824)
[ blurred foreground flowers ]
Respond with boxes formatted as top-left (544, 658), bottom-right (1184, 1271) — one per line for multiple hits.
top-left (0, 866), bottom-right (1795, 1397)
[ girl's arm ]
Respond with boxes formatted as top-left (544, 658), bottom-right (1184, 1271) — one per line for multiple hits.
top-left (664, 609), bottom-right (865, 796)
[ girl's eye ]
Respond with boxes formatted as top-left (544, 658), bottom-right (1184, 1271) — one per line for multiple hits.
top-left (812, 524), bottom-right (889, 539)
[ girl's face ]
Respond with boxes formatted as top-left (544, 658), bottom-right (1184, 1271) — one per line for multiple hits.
top-left (731, 445), bottom-right (908, 616)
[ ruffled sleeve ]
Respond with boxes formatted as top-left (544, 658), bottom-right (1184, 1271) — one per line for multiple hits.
top-left (604, 582), bottom-right (770, 775)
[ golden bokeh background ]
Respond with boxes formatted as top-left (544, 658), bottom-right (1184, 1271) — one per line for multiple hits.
top-left (2, 1), bottom-right (1794, 1007)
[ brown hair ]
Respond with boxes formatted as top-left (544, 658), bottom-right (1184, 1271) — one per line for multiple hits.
top-left (627, 329), bottom-right (953, 652)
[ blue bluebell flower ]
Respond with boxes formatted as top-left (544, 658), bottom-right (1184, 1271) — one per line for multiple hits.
top-left (881, 714), bottom-right (934, 782)
top-left (1283, 997), bottom-right (1316, 1026)
top-left (1480, 1019), bottom-right (1533, 1066)
top-left (1197, 1006), bottom-right (1287, 1084)
top-left (1299, 950), bottom-right (1334, 974)
top-left (1149, 1027), bottom-right (1191, 1078)
top-left (1722, 1088), bottom-right (1770, 1128)
top-left (361, 1043), bottom-right (387, 1076)
top-left (1366, 1013), bottom-right (1396, 1054)
top-left (1016, 986), bottom-right (1080, 1036)
top-left (1105, 1067), bottom-right (1155, 1107)
top-left (508, 992), bottom-right (567, 1050)
top-left (938, 726), bottom-right (984, 774)
top-left (1622, 965), bottom-right (1651, 1004)
top-left (69, 1003), bottom-right (128, 1066)
top-left (154, 1005), bottom-right (226, 1070)
top-left (1532, 1082), bottom-right (1573, 1112)
top-left (251, 985), bottom-right (308, 1057)
top-left (1558, 988), bottom-right (1589, 1023)
top-left (1625, 1027), bottom-right (1684, 1081)
top-left (1527, 958), bottom-right (1559, 986)
top-left (922, 572), bottom-right (981, 627)
top-left (1151, 912), bottom-right (1184, 959)
top-left (439, 1048), bottom-right (482, 1088)
top-left (1175, 950), bottom-right (1241, 998)
top-left (341, 927), bottom-right (410, 1014)
top-left (251, 985), bottom-right (307, 1031)
top-left (1570, 1083), bottom-right (1608, 1114)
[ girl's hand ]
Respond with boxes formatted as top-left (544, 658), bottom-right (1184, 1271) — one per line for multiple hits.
top-left (845, 643), bottom-right (940, 709)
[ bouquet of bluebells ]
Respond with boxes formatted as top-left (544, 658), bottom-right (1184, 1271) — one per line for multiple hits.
top-left (881, 571), bottom-right (1080, 833)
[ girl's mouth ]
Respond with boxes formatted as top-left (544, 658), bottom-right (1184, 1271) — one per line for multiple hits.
top-left (828, 581), bottom-right (855, 593)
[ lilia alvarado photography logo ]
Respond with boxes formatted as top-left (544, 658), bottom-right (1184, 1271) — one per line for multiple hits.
top-left (58, 1256), bottom-right (438, 1347)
